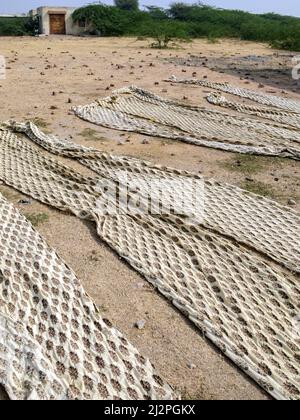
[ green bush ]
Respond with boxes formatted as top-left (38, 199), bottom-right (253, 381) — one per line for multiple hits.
top-left (0, 17), bottom-right (27, 36)
top-left (168, 3), bottom-right (300, 51)
top-left (0, 17), bottom-right (38, 36)
top-left (114, 0), bottom-right (139, 12)
top-left (72, 4), bottom-right (150, 36)
top-left (138, 20), bottom-right (190, 48)
top-left (145, 6), bottom-right (169, 21)
top-left (1, 4), bottom-right (300, 51)
top-left (24, 16), bottom-right (40, 35)
top-left (73, 4), bottom-right (189, 47)
top-left (0, 16), bottom-right (38, 36)
top-left (271, 37), bottom-right (300, 51)
top-left (72, 3), bottom-right (300, 51)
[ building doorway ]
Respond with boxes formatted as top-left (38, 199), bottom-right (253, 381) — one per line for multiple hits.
top-left (49, 14), bottom-right (66, 35)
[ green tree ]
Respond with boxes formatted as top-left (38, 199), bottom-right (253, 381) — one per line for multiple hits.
top-left (114, 0), bottom-right (139, 12)
top-left (145, 6), bottom-right (168, 20)
top-left (169, 2), bottom-right (193, 20)
top-left (72, 3), bottom-right (300, 52)
top-left (72, 4), bottom-right (132, 36)
top-left (139, 20), bottom-right (190, 49)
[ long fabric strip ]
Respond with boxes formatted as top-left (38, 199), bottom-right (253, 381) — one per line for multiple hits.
top-left (72, 86), bottom-right (300, 160)
top-left (206, 92), bottom-right (300, 130)
top-left (0, 193), bottom-right (176, 400)
top-left (168, 76), bottom-right (300, 113)
top-left (0, 123), bottom-right (299, 400)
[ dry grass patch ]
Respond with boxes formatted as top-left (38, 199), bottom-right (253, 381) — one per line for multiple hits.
top-left (220, 154), bottom-right (286, 175)
top-left (24, 212), bottom-right (49, 227)
top-left (241, 180), bottom-right (276, 199)
top-left (79, 128), bottom-right (108, 143)
top-left (31, 117), bottom-right (51, 133)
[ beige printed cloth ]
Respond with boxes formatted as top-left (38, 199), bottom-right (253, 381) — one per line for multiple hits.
top-left (72, 86), bottom-right (300, 160)
top-left (0, 194), bottom-right (176, 400)
top-left (168, 76), bottom-right (300, 113)
top-left (0, 122), bottom-right (299, 400)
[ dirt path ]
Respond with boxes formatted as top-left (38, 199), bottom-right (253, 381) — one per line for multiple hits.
top-left (0, 36), bottom-right (299, 400)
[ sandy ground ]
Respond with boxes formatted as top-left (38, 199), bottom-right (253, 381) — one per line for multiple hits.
top-left (0, 36), bottom-right (299, 401)
top-left (169, 51), bottom-right (300, 92)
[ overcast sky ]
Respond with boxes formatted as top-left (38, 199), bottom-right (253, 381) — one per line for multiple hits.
top-left (1, 1), bottom-right (300, 17)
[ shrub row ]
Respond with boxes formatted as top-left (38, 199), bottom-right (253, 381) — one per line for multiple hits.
top-left (2, 4), bottom-right (299, 52)
top-left (72, 3), bottom-right (300, 51)
top-left (0, 16), bottom-right (38, 36)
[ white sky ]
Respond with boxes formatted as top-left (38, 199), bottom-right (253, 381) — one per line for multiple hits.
top-left (0, 1), bottom-right (299, 17)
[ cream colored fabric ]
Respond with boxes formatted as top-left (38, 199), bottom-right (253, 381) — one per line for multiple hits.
top-left (206, 92), bottom-right (300, 129)
top-left (72, 86), bottom-right (300, 160)
top-left (0, 192), bottom-right (176, 400)
top-left (0, 123), bottom-right (299, 400)
top-left (169, 76), bottom-right (300, 113)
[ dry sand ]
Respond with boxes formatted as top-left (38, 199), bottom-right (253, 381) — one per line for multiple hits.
top-left (0, 36), bottom-right (299, 400)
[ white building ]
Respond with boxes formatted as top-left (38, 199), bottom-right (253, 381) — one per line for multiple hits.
top-left (30, 6), bottom-right (86, 36)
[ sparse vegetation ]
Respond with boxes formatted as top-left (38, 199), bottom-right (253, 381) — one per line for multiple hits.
top-left (25, 212), bottom-right (49, 227)
top-left (220, 154), bottom-right (284, 174)
top-left (168, 3), bottom-right (300, 51)
top-left (31, 117), bottom-right (51, 133)
top-left (241, 180), bottom-right (275, 199)
top-left (206, 35), bottom-right (220, 44)
top-left (72, 3), bottom-right (300, 51)
top-left (2, 4), bottom-right (299, 51)
top-left (140, 20), bottom-right (190, 49)
top-left (79, 128), bottom-right (108, 142)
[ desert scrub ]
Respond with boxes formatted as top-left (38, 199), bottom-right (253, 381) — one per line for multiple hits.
top-left (31, 117), bottom-right (51, 133)
top-left (79, 128), bottom-right (108, 142)
top-left (241, 180), bottom-right (275, 199)
top-left (140, 21), bottom-right (191, 49)
top-left (206, 35), bottom-right (220, 44)
top-left (220, 154), bottom-right (285, 174)
top-left (25, 213), bottom-right (49, 227)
